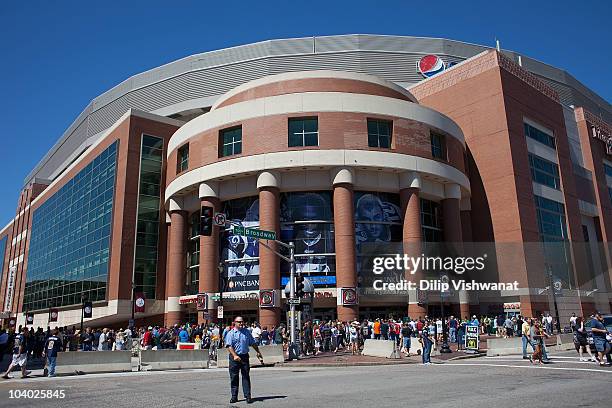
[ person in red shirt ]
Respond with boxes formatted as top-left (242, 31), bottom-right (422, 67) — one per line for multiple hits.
top-left (141, 327), bottom-right (153, 350)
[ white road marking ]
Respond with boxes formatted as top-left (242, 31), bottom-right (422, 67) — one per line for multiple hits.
top-left (482, 359), bottom-right (598, 364)
top-left (443, 362), bottom-right (612, 374)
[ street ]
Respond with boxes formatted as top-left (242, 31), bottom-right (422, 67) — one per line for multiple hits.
top-left (0, 351), bottom-right (609, 408)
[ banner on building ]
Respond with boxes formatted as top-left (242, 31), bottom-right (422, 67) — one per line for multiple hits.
top-left (3, 266), bottom-right (17, 312)
top-left (259, 289), bottom-right (276, 308)
top-left (135, 292), bottom-right (145, 313)
top-left (339, 287), bottom-right (358, 306)
top-left (49, 308), bottom-right (58, 322)
top-left (196, 294), bottom-right (207, 311)
top-left (83, 301), bottom-right (93, 319)
top-left (25, 313), bottom-right (34, 326)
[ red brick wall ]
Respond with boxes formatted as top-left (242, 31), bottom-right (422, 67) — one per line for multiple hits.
top-left (216, 78), bottom-right (413, 109)
top-left (167, 112), bottom-right (466, 187)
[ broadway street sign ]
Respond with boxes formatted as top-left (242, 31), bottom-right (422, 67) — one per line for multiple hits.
top-left (233, 226), bottom-right (276, 240)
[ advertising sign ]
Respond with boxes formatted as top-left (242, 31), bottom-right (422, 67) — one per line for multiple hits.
top-left (465, 325), bottom-right (479, 351)
top-left (196, 293), bottom-right (207, 311)
top-left (3, 266), bottom-right (16, 312)
top-left (135, 292), bottom-right (145, 313)
top-left (83, 301), bottom-right (93, 319)
top-left (339, 287), bottom-right (358, 306)
top-left (49, 308), bottom-right (58, 322)
top-left (259, 289), bottom-right (276, 308)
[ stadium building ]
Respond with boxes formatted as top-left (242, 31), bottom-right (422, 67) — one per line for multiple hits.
top-left (0, 35), bottom-right (610, 329)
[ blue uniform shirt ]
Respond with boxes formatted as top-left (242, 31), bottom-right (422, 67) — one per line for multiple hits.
top-left (44, 335), bottom-right (61, 358)
top-left (179, 329), bottom-right (189, 343)
top-left (224, 328), bottom-right (256, 355)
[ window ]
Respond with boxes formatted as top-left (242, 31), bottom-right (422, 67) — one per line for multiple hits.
top-left (534, 195), bottom-right (573, 290)
top-left (177, 143), bottom-right (189, 173)
top-left (219, 126), bottom-right (242, 157)
top-left (534, 195), bottom-right (567, 241)
top-left (421, 199), bottom-right (443, 242)
top-left (529, 154), bottom-right (561, 189)
top-left (367, 119), bottom-right (392, 148)
top-left (289, 117), bottom-right (318, 147)
top-left (430, 132), bottom-right (447, 160)
top-left (24, 141), bottom-right (118, 311)
top-left (524, 122), bottom-right (556, 149)
top-left (134, 135), bottom-right (163, 299)
top-left (0, 236), bottom-right (6, 284)
top-left (604, 163), bottom-right (612, 177)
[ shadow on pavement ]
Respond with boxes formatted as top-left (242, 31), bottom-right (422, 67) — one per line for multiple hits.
top-left (250, 395), bottom-right (287, 402)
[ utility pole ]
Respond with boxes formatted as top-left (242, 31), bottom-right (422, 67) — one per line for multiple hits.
top-left (288, 242), bottom-right (298, 360)
top-left (80, 295), bottom-right (85, 333)
top-left (258, 237), bottom-right (297, 360)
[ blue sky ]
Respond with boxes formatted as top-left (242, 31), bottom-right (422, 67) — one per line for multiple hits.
top-left (0, 0), bottom-right (610, 225)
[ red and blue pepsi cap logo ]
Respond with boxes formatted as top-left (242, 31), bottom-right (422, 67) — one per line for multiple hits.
top-left (417, 54), bottom-right (446, 78)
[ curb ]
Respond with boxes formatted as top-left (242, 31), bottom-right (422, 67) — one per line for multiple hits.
top-left (439, 353), bottom-right (486, 362)
top-left (277, 360), bottom-right (420, 367)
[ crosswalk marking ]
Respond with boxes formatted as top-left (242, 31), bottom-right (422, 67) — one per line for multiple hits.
top-left (444, 362), bottom-right (611, 374)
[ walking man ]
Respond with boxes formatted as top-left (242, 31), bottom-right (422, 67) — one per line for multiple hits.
top-left (43, 328), bottom-right (61, 377)
top-left (225, 316), bottom-right (263, 404)
top-left (2, 327), bottom-right (31, 379)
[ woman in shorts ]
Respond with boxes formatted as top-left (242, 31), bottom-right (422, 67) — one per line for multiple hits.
top-left (313, 324), bottom-right (322, 355)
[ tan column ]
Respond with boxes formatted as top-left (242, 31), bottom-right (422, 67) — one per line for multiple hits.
top-left (333, 168), bottom-right (358, 322)
top-left (165, 208), bottom-right (187, 326)
top-left (443, 184), bottom-right (468, 315)
top-left (401, 184), bottom-right (426, 319)
top-left (258, 172), bottom-right (281, 328)
top-left (442, 199), bottom-right (462, 243)
top-left (199, 196), bottom-right (220, 324)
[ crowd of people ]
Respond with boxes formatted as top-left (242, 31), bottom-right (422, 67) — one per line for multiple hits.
top-left (0, 310), bottom-right (609, 378)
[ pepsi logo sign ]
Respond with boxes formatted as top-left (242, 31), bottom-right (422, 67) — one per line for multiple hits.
top-left (417, 55), bottom-right (458, 78)
top-left (417, 55), bottom-right (445, 78)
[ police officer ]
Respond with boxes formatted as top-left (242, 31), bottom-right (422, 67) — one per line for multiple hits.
top-left (43, 328), bottom-right (62, 377)
top-left (224, 316), bottom-right (263, 404)
top-left (420, 324), bottom-right (433, 365)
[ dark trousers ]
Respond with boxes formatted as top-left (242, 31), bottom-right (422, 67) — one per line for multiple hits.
top-left (422, 340), bottom-right (432, 364)
top-left (229, 354), bottom-right (251, 399)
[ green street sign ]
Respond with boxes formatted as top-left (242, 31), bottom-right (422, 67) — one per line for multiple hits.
top-left (233, 226), bottom-right (276, 240)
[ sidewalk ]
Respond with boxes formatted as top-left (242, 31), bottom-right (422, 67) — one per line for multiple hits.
top-left (280, 342), bottom-right (485, 367)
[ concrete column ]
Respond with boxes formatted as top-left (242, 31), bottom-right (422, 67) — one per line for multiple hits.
top-left (199, 193), bottom-right (220, 325)
top-left (257, 172), bottom-right (281, 328)
top-left (443, 184), bottom-right (467, 316)
top-left (401, 177), bottom-right (426, 319)
top-left (165, 207), bottom-right (187, 326)
top-left (333, 168), bottom-right (358, 322)
top-left (442, 193), bottom-right (463, 244)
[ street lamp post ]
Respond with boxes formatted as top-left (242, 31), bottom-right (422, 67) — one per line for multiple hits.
top-left (80, 295), bottom-right (86, 333)
top-left (547, 266), bottom-right (561, 334)
top-left (439, 275), bottom-right (452, 353)
top-left (218, 263), bottom-right (225, 324)
top-left (130, 282), bottom-right (135, 331)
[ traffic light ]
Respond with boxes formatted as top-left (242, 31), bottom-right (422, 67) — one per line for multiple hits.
top-left (295, 274), bottom-right (305, 298)
top-left (200, 206), bottom-right (213, 236)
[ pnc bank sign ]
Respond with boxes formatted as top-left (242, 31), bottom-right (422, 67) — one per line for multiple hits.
top-left (591, 125), bottom-right (612, 155)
